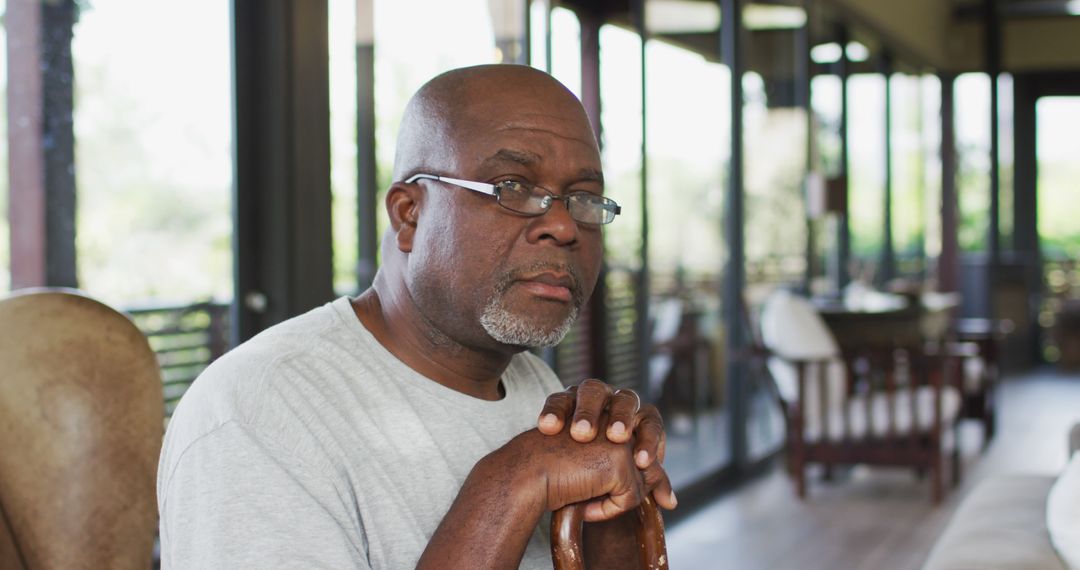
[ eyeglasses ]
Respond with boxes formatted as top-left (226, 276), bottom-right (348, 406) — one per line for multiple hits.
top-left (404, 173), bottom-right (621, 226)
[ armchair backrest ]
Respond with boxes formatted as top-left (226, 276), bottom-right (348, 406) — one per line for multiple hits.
top-left (0, 290), bottom-right (163, 569)
top-left (759, 290), bottom-right (844, 406)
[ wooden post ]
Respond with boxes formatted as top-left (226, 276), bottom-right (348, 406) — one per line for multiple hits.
top-left (579, 8), bottom-right (609, 382)
top-left (356, 0), bottom-right (378, 291)
top-left (939, 73), bottom-right (959, 293)
top-left (6, 0), bottom-right (78, 289)
top-left (231, 0), bottom-right (335, 343)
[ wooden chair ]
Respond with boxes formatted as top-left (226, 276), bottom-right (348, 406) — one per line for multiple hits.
top-left (758, 290), bottom-right (963, 504)
top-left (0, 290), bottom-right (163, 569)
top-left (951, 318), bottom-right (1012, 441)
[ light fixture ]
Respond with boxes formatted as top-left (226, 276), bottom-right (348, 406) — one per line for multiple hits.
top-left (811, 42), bottom-right (842, 64)
top-left (810, 41), bottom-right (870, 64)
top-left (743, 4), bottom-right (807, 30)
top-left (1068, 0), bottom-right (1080, 15)
top-left (845, 41), bottom-right (869, 62)
top-left (644, 0), bottom-right (720, 34)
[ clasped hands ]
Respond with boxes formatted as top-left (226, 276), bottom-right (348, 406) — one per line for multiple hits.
top-left (534, 379), bottom-right (676, 520)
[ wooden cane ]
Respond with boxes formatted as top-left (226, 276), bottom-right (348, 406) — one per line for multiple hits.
top-left (551, 494), bottom-right (668, 569)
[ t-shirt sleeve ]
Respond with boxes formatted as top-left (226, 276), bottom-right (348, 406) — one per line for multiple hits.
top-left (159, 421), bottom-right (369, 569)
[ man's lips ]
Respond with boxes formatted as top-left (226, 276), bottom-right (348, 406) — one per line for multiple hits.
top-left (515, 272), bottom-right (576, 303)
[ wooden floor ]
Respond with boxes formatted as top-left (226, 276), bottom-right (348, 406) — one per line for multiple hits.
top-left (666, 368), bottom-right (1080, 570)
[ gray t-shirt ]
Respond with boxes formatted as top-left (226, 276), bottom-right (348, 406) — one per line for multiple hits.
top-left (158, 297), bottom-right (564, 569)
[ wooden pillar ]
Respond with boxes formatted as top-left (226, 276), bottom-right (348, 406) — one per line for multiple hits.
top-left (939, 73), bottom-right (959, 293)
top-left (835, 24), bottom-right (851, 290)
top-left (1012, 74), bottom-right (1040, 362)
top-left (633, 0), bottom-right (652, 396)
top-left (231, 0), bottom-right (335, 343)
top-left (356, 0), bottom-right (378, 291)
top-left (797, 6), bottom-right (813, 293)
top-left (579, 8), bottom-right (609, 382)
top-left (6, 0), bottom-right (78, 289)
top-left (721, 0), bottom-right (748, 469)
top-left (880, 52), bottom-right (895, 285)
top-left (985, 0), bottom-right (1002, 273)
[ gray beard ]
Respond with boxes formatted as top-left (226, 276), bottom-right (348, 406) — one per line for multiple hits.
top-left (479, 293), bottom-right (580, 348)
top-left (478, 261), bottom-right (585, 348)
top-left (481, 287), bottom-right (583, 349)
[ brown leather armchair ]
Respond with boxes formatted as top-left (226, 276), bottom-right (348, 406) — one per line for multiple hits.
top-left (0, 290), bottom-right (163, 569)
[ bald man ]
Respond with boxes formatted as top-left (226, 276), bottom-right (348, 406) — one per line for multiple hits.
top-left (158, 64), bottom-right (674, 569)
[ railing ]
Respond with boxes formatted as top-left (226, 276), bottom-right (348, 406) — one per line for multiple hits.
top-left (125, 302), bottom-right (230, 417)
top-left (1041, 257), bottom-right (1080, 364)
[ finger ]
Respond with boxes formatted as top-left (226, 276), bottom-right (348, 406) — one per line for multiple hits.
top-left (537, 386), bottom-right (577, 435)
top-left (582, 485), bottom-right (642, 522)
top-left (570, 379), bottom-right (614, 442)
top-left (642, 462), bottom-right (677, 510)
top-left (604, 389), bottom-right (641, 443)
top-left (631, 406), bottom-right (664, 468)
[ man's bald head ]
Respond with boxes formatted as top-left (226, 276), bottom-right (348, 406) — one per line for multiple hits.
top-left (392, 64), bottom-right (597, 181)
top-left (373, 64), bottom-right (607, 354)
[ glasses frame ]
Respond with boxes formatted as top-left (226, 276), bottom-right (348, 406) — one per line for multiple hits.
top-left (404, 173), bottom-right (621, 225)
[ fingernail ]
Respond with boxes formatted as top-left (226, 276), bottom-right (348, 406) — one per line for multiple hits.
top-left (540, 413), bottom-right (558, 429)
top-left (610, 421), bottom-right (626, 437)
top-left (636, 450), bottom-right (649, 466)
top-left (573, 419), bottom-right (591, 434)
top-left (670, 490), bottom-right (678, 507)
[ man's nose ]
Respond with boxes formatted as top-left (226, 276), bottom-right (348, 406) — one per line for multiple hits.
top-left (529, 197), bottom-right (578, 245)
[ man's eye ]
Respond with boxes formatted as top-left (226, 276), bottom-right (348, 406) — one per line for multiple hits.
top-left (570, 192), bottom-right (603, 204)
top-left (497, 181), bottom-right (527, 193)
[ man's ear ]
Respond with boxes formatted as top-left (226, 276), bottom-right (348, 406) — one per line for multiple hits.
top-left (386, 182), bottom-right (420, 253)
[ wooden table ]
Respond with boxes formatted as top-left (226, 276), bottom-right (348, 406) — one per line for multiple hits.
top-left (812, 293), bottom-right (961, 351)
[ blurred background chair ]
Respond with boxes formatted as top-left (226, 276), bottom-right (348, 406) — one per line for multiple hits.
top-left (0, 290), bottom-right (163, 569)
top-left (759, 290), bottom-right (963, 503)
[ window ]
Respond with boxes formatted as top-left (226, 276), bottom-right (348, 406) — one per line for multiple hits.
top-left (921, 75), bottom-right (943, 264)
top-left (741, 11), bottom-right (808, 461)
top-left (1037, 97), bottom-right (1080, 260)
top-left (743, 68), bottom-right (808, 293)
top-left (890, 72), bottom-right (925, 276)
top-left (848, 73), bottom-right (886, 274)
top-left (955, 72), bottom-right (991, 252)
top-left (644, 30), bottom-right (732, 487)
top-left (1037, 96), bottom-right (1080, 363)
top-left (330, 0), bottom-right (359, 295)
top-left (370, 0), bottom-right (526, 255)
top-left (598, 23), bottom-right (645, 402)
top-left (73, 0), bottom-right (233, 307)
top-left (810, 73), bottom-right (843, 291)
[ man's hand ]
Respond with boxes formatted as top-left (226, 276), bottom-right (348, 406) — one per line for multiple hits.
top-left (537, 380), bottom-right (676, 510)
top-left (418, 426), bottom-right (654, 569)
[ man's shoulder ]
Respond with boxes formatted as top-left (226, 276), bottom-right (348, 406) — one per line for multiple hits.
top-left (164, 300), bottom-right (359, 442)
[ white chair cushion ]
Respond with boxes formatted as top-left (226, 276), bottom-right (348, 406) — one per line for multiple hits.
top-left (760, 290), bottom-right (960, 443)
top-left (761, 290), bottom-right (845, 414)
top-left (1048, 451), bottom-right (1080, 570)
top-left (803, 385), bottom-right (962, 442)
top-left (760, 290), bottom-right (839, 360)
top-left (963, 355), bottom-right (987, 393)
top-left (766, 355), bottom-right (845, 415)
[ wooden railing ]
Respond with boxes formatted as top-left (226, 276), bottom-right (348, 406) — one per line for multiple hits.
top-left (1041, 257), bottom-right (1080, 364)
top-left (126, 302), bottom-right (229, 417)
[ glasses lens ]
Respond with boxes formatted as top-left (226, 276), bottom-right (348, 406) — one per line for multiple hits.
top-left (568, 193), bottom-right (618, 225)
top-left (494, 181), bottom-right (548, 215)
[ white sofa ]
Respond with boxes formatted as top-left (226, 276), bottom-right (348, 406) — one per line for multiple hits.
top-left (923, 424), bottom-right (1080, 569)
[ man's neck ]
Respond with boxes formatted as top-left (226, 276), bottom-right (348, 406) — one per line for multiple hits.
top-left (350, 288), bottom-right (513, 401)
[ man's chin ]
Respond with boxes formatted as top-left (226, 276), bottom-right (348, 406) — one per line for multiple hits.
top-left (479, 303), bottom-right (578, 349)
